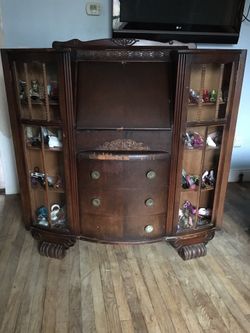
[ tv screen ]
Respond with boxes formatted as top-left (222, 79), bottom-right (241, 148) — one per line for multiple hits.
top-left (113, 0), bottom-right (245, 44)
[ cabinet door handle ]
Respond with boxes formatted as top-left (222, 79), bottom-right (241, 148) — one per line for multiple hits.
top-left (144, 225), bottom-right (154, 233)
top-left (92, 198), bottom-right (101, 207)
top-left (91, 170), bottom-right (101, 180)
top-left (145, 198), bottom-right (154, 207)
top-left (146, 170), bottom-right (156, 179)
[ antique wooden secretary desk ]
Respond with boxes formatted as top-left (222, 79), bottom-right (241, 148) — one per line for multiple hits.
top-left (1, 39), bottom-right (246, 259)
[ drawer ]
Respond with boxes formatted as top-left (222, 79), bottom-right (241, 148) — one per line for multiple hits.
top-left (80, 214), bottom-right (166, 242)
top-left (77, 151), bottom-right (169, 189)
top-left (79, 188), bottom-right (168, 217)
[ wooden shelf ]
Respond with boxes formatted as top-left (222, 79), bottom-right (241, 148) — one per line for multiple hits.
top-left (188, 102), bottom-right (225, 107)
top-left (21, 119), bottom-right (62, 126)
top-left (184, 146), bottom-right (204, 151)
top-left (26, 145), bottom-right (62, 152)
top-left (181, 188), bottom-right (199, 192)
top-left (21, 99), bottom-right (59, 106)
top-left (201, 186), bottom-right (214, 192)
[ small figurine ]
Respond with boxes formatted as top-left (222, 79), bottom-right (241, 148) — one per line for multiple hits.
top-left (182, 169), bottom-right (199, 190)
top-left (19, 80), bottom-right (26, 100)
top-left (30, 167), bottom-right (46, 188)
top-left (210, 89), bottom-right (217, 103)
top-left (47, 81), bottom-right (58, 100)
top-left (185, 131), bottom-right (204, 149)
top-left (201, 169), bottom-right (216, 188)
top-left (197, 207), bottom-right (212, 226)
top-left (207, 131), bottom-right (221, 147)
top-left (50, 204), bottom-right (66, 228)
top-left (50, 204), bottom-right (61, 221)
top-left (48, 135), bottom-right (62, 148)
top-left (178, 200), bottom-right (197, 230)
top-left (36, 205), bottom-right (49, 227)
top-left (189, 89), bottom-right (199, 104)
top-left (30, 80), bottom-right (40, 100)
top-left (203, 89), bottom-right (210, 103)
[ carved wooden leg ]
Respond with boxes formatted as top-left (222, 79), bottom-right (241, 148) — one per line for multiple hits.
top-left (178, 243), bottom-right (207, 260)
top-left (39, 241), bottom-right (66, 259)
top-left (31, 227), bottom-right (76, 259)
top-left (168, 229), bottom-right (215, 260)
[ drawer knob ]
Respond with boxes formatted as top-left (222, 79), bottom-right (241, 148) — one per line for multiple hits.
top-left (144, 225), bottom-right (154, 233)
top-left (92, 198), bottom-right (101, 207)
top-left (145, 198), bottom-right (154, 207)
top-left (91, 170), bottom-right (100, 180)
top-left (146, 170), bottom-right (156, 179)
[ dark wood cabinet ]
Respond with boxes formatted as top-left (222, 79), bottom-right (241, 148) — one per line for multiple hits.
top-left (1, 39), bottom-right (246, 260)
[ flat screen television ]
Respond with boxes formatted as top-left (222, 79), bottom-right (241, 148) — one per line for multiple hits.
top-left (112, 0), bottom-right (245, 44)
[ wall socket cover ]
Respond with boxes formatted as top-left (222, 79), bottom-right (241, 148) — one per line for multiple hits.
top-left (86, 2), bottom-right (101, 16)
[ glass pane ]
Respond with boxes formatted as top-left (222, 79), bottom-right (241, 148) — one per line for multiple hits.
top-left (23, 125), bottom-right (67, 229)
top-left (14, 60), bottom-right (60, 121)
top-left (177, 124), bottom-right (224, 232)
top-left (187, 63), bottom-right (231, 123)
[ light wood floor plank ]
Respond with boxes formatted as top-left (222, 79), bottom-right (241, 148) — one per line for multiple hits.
top-left (115, 245), bottom-right (149, 333)
top-left (146, 243), bottom-right (204, 333)
top-left (97, 245), bottom-right (123, 333)
top-left (41, 259), bottom-right (61, 333)
top-left (88, 242), bottom-right (109, 333)
top-left (134, 245), bottom-right (177, 333)
top-left (79, 242), bottom-right (96, 333)
top-left (0, 232), bottom-right (34, 333)
top-left (55, 252), bottom-right (70, 333)
top-left (106, 245), bottom-right (132, 322)
top-left (28, 256), bottom-right (50, 333)
top-left (125, 246), bottom-right (162, 333)
top-left (69, 243), bottom-right (83, 333)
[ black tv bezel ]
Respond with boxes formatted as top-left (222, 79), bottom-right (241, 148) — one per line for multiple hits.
top-left (112, 0), bottom-right (245, 44)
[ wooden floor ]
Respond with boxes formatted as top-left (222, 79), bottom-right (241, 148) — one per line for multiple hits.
top-left (0, 183), bottom-right (249, 333)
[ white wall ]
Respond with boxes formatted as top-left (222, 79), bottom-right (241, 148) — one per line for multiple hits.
top-left (0, 3), bottom-right (19, 194)
top-left (1, 0), bottom-right (112, 48)
top-left (0, 0), bottom-right (249, 193)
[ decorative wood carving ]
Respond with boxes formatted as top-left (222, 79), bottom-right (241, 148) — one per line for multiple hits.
top-left (39, 241), bottom-right (66, 259)
top-left (168, 228), bottom-right (215, 260)
top-left (97, 139), bottom-right (150, 151)
top-left (178, 243), bottom-right (207, 260)
top-left (31, 227), bottom-right (76, 259)
top-left (111, 38), bottom-right (138, 47)
top-left (76, 49), bottom-right (171, 61)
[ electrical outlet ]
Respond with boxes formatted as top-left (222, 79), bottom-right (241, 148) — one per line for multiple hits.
top-left (86, 2), bottom-right (101, 16)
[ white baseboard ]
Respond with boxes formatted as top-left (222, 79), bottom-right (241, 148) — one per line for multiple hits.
top-left (228, 169), bottom-right (250, 182)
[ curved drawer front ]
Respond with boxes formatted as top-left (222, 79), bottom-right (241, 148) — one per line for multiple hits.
top-left (80, 214), bottom-right (166, 242)
top-left (79, 188), bottom-right (168, 217)
top-left (78, 151), bottom-right (169, 242)
top-left (77, 151), bottom-right (169, 189)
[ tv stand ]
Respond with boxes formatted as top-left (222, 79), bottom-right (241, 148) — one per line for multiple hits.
top-left (1, 39), bottom-right (246, 259)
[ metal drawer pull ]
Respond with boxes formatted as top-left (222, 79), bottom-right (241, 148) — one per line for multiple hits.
top-left (92, 198), bottom-right (101, 207)
top-left (144, 225), bottom-right (154, 233)
top-left (145, 198), bottom-right (154, 207)
top-left (91, 170), bottom-right (100, 180)
top-left (146, 170), bottom-right (156, 179)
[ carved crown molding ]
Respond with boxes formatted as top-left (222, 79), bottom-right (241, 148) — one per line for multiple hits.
top-left (76, 49), bottom-right (171, 61)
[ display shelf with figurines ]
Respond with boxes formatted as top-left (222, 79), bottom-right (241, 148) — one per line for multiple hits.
top-left (177, 64), bottom-right (227, 233)
top-left (23, 124), bottom-right (67, 230)
top-left (186, 62), bottom-right (231, 123)
top-left (13, 59), bottom-right (60, 122)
